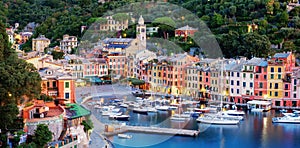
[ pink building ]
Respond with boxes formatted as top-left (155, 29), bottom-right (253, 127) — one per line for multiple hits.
top-left (253, 59), bottom-right (268, 100)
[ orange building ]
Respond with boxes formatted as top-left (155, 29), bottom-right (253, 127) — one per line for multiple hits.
top-left (40, 67), bottom-right (76, 105)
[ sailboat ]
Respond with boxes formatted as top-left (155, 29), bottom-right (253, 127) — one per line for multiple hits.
top-left (197, 59), bottom-right (240, 125)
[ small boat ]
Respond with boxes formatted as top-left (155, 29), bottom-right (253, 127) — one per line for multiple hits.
top-left (118, 134), bottom-right (132, 139)
top-left (272, 113), bottom-right (300, 124)
top-left (293, 110), bottom-right (300, 114)
top-left (216, 112), bottom-right (244, 121)
top-left (110, 114), bottom-right (130, 121)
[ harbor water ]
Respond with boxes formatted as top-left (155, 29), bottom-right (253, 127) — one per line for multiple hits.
top-left (95, 109), bottom-right (300, 148)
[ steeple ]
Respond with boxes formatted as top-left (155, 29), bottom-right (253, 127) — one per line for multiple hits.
top-left (138, 15), bottom-right (144, 25)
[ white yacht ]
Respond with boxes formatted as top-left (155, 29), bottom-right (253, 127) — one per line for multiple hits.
top-left (147, 107), bottom-right (158, 113)
top-left (170, 113), bottom-right (191, 121)
top-left (223, 110), bottom-right (245, 116)
top-left (109, 114), bottom-right (130, 121)
top-left (272, 113), bottom-right (300, 124)
top-left (196, 115), bottom-right (240, 125)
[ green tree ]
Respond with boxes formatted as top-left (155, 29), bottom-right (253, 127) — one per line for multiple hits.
top-left (32, 124), bottom-right (53, 147)
top-left (240, 33), bottom-right (271, 58)
top-left (211, 12), bottom-right (224, 28)
top-left (0, 21), bottom-right (41, 146)
top-left (112, 13), bottom-right (130, 22)
top-left (229, 6), bottom-right (237, 16)
top-left (153, 17), bottom-right (176, 39)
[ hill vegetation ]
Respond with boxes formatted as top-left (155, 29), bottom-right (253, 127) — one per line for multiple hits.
top-left (0, 0), bottom-right (299, 58)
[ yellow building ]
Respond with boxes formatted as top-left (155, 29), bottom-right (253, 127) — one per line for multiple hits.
top-left (32, 35), bottom-right (50, 52)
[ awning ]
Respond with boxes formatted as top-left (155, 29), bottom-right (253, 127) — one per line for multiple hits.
top-left (65, 103), bottom-right (91, 119)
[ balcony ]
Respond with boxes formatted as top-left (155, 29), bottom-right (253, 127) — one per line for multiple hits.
top-left (48, 87), bottom-right (58, 91)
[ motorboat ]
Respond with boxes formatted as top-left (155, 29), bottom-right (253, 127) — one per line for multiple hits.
top-left (272, 113), bottom-right (300, 124)
top-left (216, 112), bottom-right (244, 121)
top-left (118, 134), bottom-right (132, 139)
top-left (196, 115), bottom-right (240, 125)
top-left (147, 107), bottom-right (158, 113)
top-left (293, 110), bottom-right (300, 114)
top-left (110, 114), bottom-right (130, 121)
top-left (120, 103), bottom-right (129, 108)
top-left (133, 107), bottom-right (148, 115)
top-left (102, 108), bottom-right (121, 116)
top-left (223, 110), bottom-right (245, 116)
top-left (170, 114), bottom-right (191, 121)
top-left (156, 106), bottom-right (170, 111)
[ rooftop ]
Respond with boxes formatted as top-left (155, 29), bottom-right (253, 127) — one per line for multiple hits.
top-left (176, 25), bottom-right (198, 31)
top-left (273, 52), bottom-right (291, 58)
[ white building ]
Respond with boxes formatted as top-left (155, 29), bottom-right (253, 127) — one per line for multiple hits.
top-left (60, 34), bottom-right (78, 53)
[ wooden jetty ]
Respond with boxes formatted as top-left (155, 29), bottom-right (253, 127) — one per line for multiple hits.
top-left (103, 125), bottom-right (200, 137)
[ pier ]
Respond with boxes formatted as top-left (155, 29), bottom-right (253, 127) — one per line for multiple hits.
top-left (103, 125), bottom-right (200, 137)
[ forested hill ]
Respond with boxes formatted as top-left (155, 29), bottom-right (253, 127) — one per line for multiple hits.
top-left (0, 0), bottom-right (299, 58)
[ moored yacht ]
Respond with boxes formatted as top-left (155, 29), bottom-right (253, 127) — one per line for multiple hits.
top-left (272, 113), bottom-right (300, 124)
top-left (196, 115), bottom-right (240, 125)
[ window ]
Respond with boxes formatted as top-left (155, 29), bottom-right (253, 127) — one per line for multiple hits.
top-left (264, 75), bottom-right (267, 80)
top-left (231, 88), bottom-right (233, 93)
top-left (285, 92), bottom-right (289, 97)
top-left (250, 82), bottom-right (253, 87)
top-left (65, 82), bottom-right (70, 88)
top-left (154, 72), bottom-right (156, 76)
top-left (285, 84), bottom-right (288, 90)
top-left (231, 72), bottom-right (234, 77)
top-left (294, 79), bottom-right (297, 85)
top-left (243, 82), bottom-right (246, 87)
top-left (271, 67), bottom-right (274, 72)
top-left (206, 78), bottom-right (208, 82)
top-left (47, 82), bottom-right (50, 87)
top-left (259, 82), bottom-right (263, 88)
top-left (231, 80), bottom-right (234, 85)
top-left (275, 92), bottom-right (278, 97)
top-left (259, 91), bottom-right (262, 96)
top-left (237, 81), bottom-right (240, 86)
top-left (278, 74), bottom-right (281, 79)
top-left (250, 74), bottom-right (253, 79)
top-left (271, 74), bottom-right (274, 79)
top-left (270, 83), bottom-right (272, 89)
top-left (278, 68), bottom-right (281, 72)
top-left (243, 73), bottom-right (246, 78)
top-left (237, 89), bottom-right (240, 94)
top-left (294, 94), bottom-right (297, 98)
top-left (52, 81), bottom-right (56, 87)
top-left (237, 72), bottom-right (240, 77)
top-left (294, 86), bottom-right (297, 91)
top-left (65, 92), bottom-right (70, 99)
top-left (256, 75), bottom-right (259, 79)
top-left (270, 91), bottom-right (272, 96)
top-left (275, 83), bottom-right (278, 89)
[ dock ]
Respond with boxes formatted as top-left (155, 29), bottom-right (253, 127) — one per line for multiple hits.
top-left (103, 125), bottom-right (200, 137)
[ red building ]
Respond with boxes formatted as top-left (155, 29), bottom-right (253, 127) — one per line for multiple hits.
top-left (175, 25), bottom-right (198, 38)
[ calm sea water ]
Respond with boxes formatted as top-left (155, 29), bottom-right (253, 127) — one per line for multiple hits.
top-left (95, 109), bottom-right (300, 148)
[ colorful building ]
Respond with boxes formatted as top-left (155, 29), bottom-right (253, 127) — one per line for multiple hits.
top-left (39, 68), bottom-right (76, 105)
